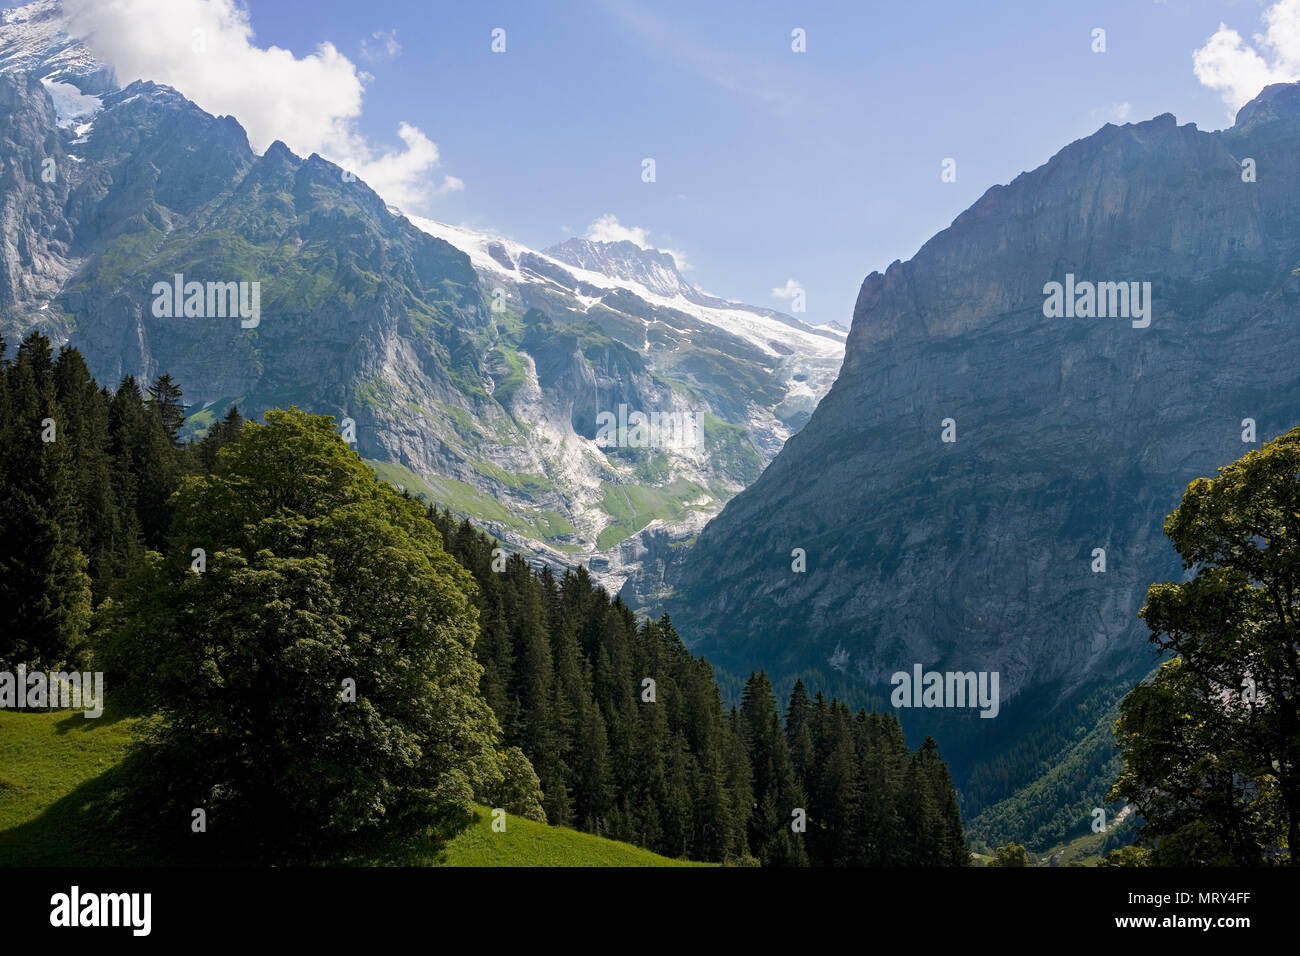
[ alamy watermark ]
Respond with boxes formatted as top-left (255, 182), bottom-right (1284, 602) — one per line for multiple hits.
top-left (0, 666), bottom-right (104, 717)
top-left (50, 886), bottom-right (150, 936)
top-left (1042, 274), bottom-right (1150, 328)
top-left (595, 404), bottom-right (699, 449)
top-left (151, 273), bottom-right (261, 328)
top-left (890, 664), bottom-right (999, 718)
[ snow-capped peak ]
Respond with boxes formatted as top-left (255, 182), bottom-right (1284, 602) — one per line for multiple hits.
top-left (408, 215), bottom-right (844, 362)
top-left (544, 237), bottom-right (693, 299)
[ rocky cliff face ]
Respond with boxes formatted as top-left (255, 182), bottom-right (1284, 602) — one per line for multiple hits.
top-left (0, 71), bottom-right (77, 325)
top-left (647, 85), bottom-right (1300, 805)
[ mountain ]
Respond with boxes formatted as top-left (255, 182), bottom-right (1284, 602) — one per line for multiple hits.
top-left (643, 85), bottom-right (1300, 827)
top-left (406, 216), bottom-right (844, 457)
top-left (0, 0), bottom-right (843, 592)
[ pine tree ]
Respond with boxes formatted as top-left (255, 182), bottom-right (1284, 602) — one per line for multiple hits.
top-left (0, 334), bottom-right (92, 668)
top-left (197, 405), bottom-right (243, 473)
top-left (52, 347), bottom-right (122, 598)
top-left (787, 680), bottom-right (816, 797)
top-left (815, 702), bottom-right (861, 865)
top-left (146, 374), bottom-right (187, 444)
top-left (108, 375), bottom-right (175, 549)
top-left (740, 672), bottom-right (808, 866)
top-left (574, 703), bottom-right (613, 832)
top-left (786, 678), bottom-right (811, 745)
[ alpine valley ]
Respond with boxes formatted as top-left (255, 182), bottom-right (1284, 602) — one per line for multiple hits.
top-left (6, 0), bottom-right (1297, 860)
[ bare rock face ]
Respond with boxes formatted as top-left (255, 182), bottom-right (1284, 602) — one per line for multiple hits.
top-left (650, 86), bottom-right (1300, 804)
top-left (0, 72), bottom-right (77, 333)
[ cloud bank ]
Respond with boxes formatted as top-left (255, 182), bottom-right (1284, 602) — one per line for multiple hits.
top-left (1194, 0), bottom-right (1300, 114)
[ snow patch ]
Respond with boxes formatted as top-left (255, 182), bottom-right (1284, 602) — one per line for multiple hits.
top-left (407, 215), bottom-right (844, 364)
top-left (1, 1), bottom-right (104, 85)
top-left (40, 77), bottom-right (99, 126)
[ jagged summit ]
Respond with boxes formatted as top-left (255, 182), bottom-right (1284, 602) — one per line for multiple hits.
top-left (544, 238), bottom-right (693, 299)
top-left (543, 235), bottom-right (844, 341)
top-left (1231, 79), bottom-right (1300, 135)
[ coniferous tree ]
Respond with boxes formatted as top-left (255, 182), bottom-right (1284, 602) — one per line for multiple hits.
top-left (786, 679), bottom-right (816, 795)
top-left (740, 672), bottom-right (808, 866)
top-left (0, 334), bottom-right (92, 668)
top-left (816, 701), bottom-right (861, 865)
top-left (108, 375), bottom-right (175, 549)
top-left (421, 500), bottom-right (964, 866)
top-left (146, 374), bottom-right (187, 444)
top-left (196, 405), bottom-right (243, 473)
top-left (852, 711), bottom-right (908, 865)
top-left (52, 347), bottom-right (122, 598)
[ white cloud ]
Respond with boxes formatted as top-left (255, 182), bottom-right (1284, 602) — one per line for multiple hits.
top-left (584, 214), bottom-right (691, 271)
top-left (770, 278), bottom-right (802, 300)
top-left (1193, 0), bottom-right (1300, 114)
top-left (63, 0), bottom-right (453, 212)
top-left (1089, 102), bottom-right (1133, 125)
top-left (357, 122), bottom-right (461, 207)
top-left (361, 28), bottom-right (400, 63)
top-left (585, 213), bottom-right (651, 247)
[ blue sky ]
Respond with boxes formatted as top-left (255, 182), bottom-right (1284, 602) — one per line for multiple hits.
top-left (69, 0), bottom-right (1298, 327)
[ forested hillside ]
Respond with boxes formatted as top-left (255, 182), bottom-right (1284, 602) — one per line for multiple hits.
top-left (0, 333), bottom-right (965, 866)
top-left (430, 512), bottom-right (967, 865)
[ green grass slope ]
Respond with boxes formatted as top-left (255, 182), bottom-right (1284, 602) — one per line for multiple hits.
top-left (367, 806), bottom-right (707, 867)
top-left (0, 709), bottom-right (138, 865)
top-left (0, 710), bottom-right (707, 868)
